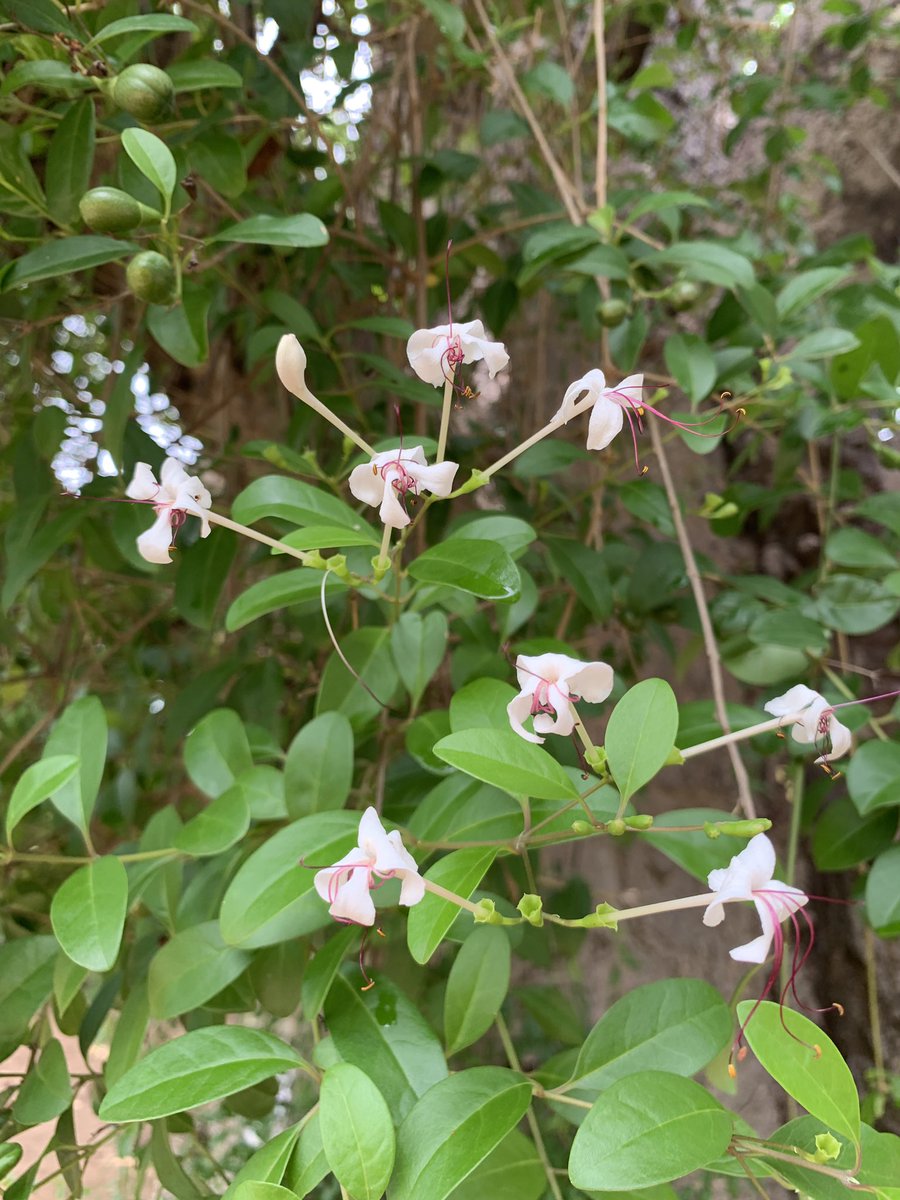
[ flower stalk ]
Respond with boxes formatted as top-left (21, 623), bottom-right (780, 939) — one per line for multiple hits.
top-left (679, 712), bottom-right (806, 759)
top-left (436, 369), bottom-right (455, 464)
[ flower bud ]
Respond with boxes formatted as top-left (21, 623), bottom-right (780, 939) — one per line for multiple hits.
top-left (667, 280), bottom-right (701, 311)
top-left (624, 814), bottom-right (653, 830)
top-left (112, 63), bottom-right (174, 124)
top-left (571, 820), bottom-right (594, 835)
top-left (126, 251), bottom-right (176, 305)
top-left (598, 298), bottom-right (628, 327)
top-left (605, 818), bottom-right (627, 837)
top-left (79, 187), bottom-right (161, 233)
top-left (710, 818), bottom-right (773, 839)
top-left (275, 334), bottom-right (309, 399)
top-left (517, 894), bottom-right (544, 927)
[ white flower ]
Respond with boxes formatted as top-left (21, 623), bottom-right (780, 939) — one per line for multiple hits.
top-left (275, 333), bottom-right (311, 399)
top-left (407, 320), bottom-right (509, 388)
top-left (314, 807), bottom-right (425, 926)
top-left (764, 685), bottom-right (852, 764)
top-left (507, 652), bottom-right (614, 745)
top-left (703, 833), bottom-right (808, 963)
top-left (125, 459), bottom-right (211, 565)
top-left (551, 370), bottom-right (645, 451)
top-left (348, 446), bottom-right (458, 529)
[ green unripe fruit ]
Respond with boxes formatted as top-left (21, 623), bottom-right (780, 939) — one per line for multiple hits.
top-left (605, 818), bottom-right (627, 837)
top-left (79, 187), bottom-right (161, 233)
top-left (668, 280), bottom-right (701, 311)
top-left (112, 64), bottom-right (174, 123)
top-left (598, 298), bottom-right (629, 327)
top-left (126, 251), bottom-right (176, 305)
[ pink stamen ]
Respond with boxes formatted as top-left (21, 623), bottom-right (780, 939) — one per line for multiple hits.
top-left (826, 689), bottom-right (900, 711)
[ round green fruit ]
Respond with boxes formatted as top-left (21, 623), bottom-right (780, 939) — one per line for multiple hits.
top-left (79, 187), bottom-right (149, 233)
top-left (112, 63), bottom-right (174, 123)
top-left (126, 251), bottom-right (177, 305)
top-left (667, 280), bottom-right (701, 311)
top-left (598, 298), bottom-right (629, 327)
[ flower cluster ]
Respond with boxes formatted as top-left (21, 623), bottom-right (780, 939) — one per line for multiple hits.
top-left (126, 459), bottom-right (211, 564)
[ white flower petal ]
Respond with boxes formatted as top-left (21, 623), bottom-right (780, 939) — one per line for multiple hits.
top-left (569, 661), bottom-right (614, 704)
top-left (136, 509), bottom-right (175, 564)
top-left (586, 394), bottom-right (625, 451)
top-left (608, 373), bottom-right (644, 405)
top-left (398, 871), bottom-right (426, 907)
top-left (816, 712), bottom-right (852, 762)
top-left (348, 461), bottom-right (386, 508)
top-left (728, 931), bottom-right (773, 964)
top-left (409, 460), bottom-right (458, 497)
top-left (552, 369), bottom-right (606, 424)
top-left (764, 684), bottom-right (820, 718)
top-left (275, 334), bottom-right (310, 398)
top-left (357, 806), bottom-right (389, 853)
top-left (126, 462), bottom-right (159, 501)
top-left (379, 470), bottom-right (411, 528)
top-left (507, 691), bottom-right (543, 743)
top-left (533, 702), bottom-right (576, 738)
top-left (160, 456), bottom-right (189, 494)
top-left (329, 867), bottom-right (377, 926)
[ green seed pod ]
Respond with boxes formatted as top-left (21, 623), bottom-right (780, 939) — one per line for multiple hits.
top-left (79, 187), bottom-right (161, 233)
top-left (112, 63), bottom-right (174, 124)
top-left (598, 298), bottom-right (629, 327)
top-left (668, 280), bottom-right (701, 311)
top-left (126, 251), bottom-right (177, 305)
top-left (624, 813), bottom-right (654, 830)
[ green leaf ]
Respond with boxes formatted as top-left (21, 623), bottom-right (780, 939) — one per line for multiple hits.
top-left (219, 811), bottom-right (359, 947)
top-left (866, 844), bottom-right (900, 935)
top-left (434, 729), bottom-right (580, 801)
top-left (89, 14), bottom-right (198, 44)
top-left (446, 1130), bottom-right (546, 1200)
top-left (43, 696), bottom-right (107, 839)
top-left (316, 626), bottom-right (400, 732)
top-left (174, 528), bottom-right (238, 629)
top-left (737, 999), bottom-right (860, 1144)
top-left (545, 538), bottom-right (612, 620)
top-left (325, 974), bottom-right (448, 1123)
top-left (121, 128), bottom-right (177, 203)
top-left (444, 926), bottom-right (511, 1055)
top-left (232, 476), bottom-right (361, 529)
top-left (222, 1122), bottom-right (304, 1200)
top-left (408, 540), bottom-right (520, 600)
top-left (825, 528), bottom-right (898, 570)
top-left (776, 267), bottom-right (851, 318)
top-left (99, 1027), bottom-right (304, 1122)
top-left (46, 99), bottom-right (95, 226)
top-left (147, 284), bottom-right (211, 367)
top-left (449, 678), bottom-right (519, 733)
top-left (812, 574), bottom-right (899, 635)
top-left (663, 333), bottom-right (716, 405)
top-left (184, 708), bottom-right (252, 799)
top-left (320, 1063), bottom-right (394, 1200)
top-left (166, 61), bottom-right (244, 91)
top-left (846, 742), bottom-right (900, 815)
top-left (390, 1067), bottom-right (532, 1200)
top-left (785, 328), bottom-right (861, 360)
top-left (148, 921), bottom-right (250, 1019)
top-left (569, 1071), bottom-right (733, 1190)
top-left (0, 936), bottom-right (57, 1044)
top-left (748, 610), bottom-right (828, 653)
top-left (280, 523), bottom-right (379, 550)
top-left (50, 855), bottom-right (128, 972)
top-left (105, 985), bottom-right (150, 1087)
top-left (644, 241), bottom-right (755, 288)
top-left (522, 60), bottom-right (575, 106)
top-left (448, 514), bottom-right (537, 558)
top-left (285, 1113), bottom-right (328, 1197)
top-left (644, 807), bottom-right (750, 882)
top-left (285, 712), bottom-right (354, 818)
top-left (190, 132), bottom-right (247, 200)
top-left (150, 1120), bottom-right (205, 1200)
top-left (812, 798), bottom-right (897, 871)
top-left (12, 1039), bottom-right (72, 1127)
top-left (5, 755), bottom-right (79, 843)
top-left (568, 979), bottom-right (732, 1093)
top-left (0, 0), bottom-right (75, 35)
top-left (407, 847), bottom-right (498, 964)
top-left (605, 679), bottom-right (679, 802)
top-left (209, 214), bottom-right (329, 248)
top-left (174, 785), bottom-right (251, 857)
top-left (1, 236), bottom-right (137, 291)
top-left (226, 569), bottom-right (345, 631)
top-left (421, 0), bottom-right (466, 40)
top-left (300, 928), bottom-right (356, 1019)
top-left (390, 611), bottom-right (448, 708)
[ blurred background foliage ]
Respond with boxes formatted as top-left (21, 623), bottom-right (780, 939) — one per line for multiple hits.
top-left (1, 0), bottom-right (899, 1193)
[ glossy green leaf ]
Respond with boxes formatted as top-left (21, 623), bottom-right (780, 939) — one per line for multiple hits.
top-left (89, 14), bottom-right (198, 44)
top-left (409, 540), bottom-right (520, 600)
top-left (300, 928), bottom-right (356, 1019)
top-left (174, 527), bottom-right (238, 629)
top-left (391, 611), bottom-right (448, 707)
top-left (5, 755), bottom-right (79, 842)
top-left (407, 847), bottom-right (498, 964)
top-left (184, 708), bottom-right (252, 799)
top-left (316, 626), bottom-right (400, 732)
top-left (449, 678), bottom-right (518, 732)
top-left (811, 798), bottom-right (897, 871)
top-left (174, 785), bottom-right (251, 856)
top-left (147, 283), bottom-right (211, 366)
top-left (433, 729), bottom-right (580, 801)
top-left (223, 1122), bottom-right (304, 1200)
top-left (12, 1039), bottom-right (72, 1126)
top-left (50, 855), bottom-right (128, 972)
top-left (320, 1063), bottom-right (394, 1200)
top-left (325, 974), bottom-right (448, 1123)
top-left (775, 267), bottom-right (850, 318)
top-left (250, 941), bottom-right (306, 1018)
top-left (446, 1130), bottom-right (545, 1200)
top-left (210, 214), bottom-right (329, 248)
top-left (865, 844), bottom-right (900, 935)
top-left (43, 695), bottom-right (107, 839)
top-left (444, 926), bottom-right (511, 1055)
top-left (0, 935), bottom-right (57, 1044)
top-left (812, 574), bottom-right (899, 635)
top-left (664, 333), bottom-right (716, 404)
top-left (105, 985), bottom-right (150, 1087)
top-left (0, 0), bottom-right (76, 34)
top-left (786, 328), bottom-right (861, 361)
top-left (281, 523), bottom-right (378, 550)
top-left (99, 1027), bottom-right (304, 1122)
top-left (390, 1067), bottom-right (532, 1200)
top-left (846, 742), bottom-right (900, 816)
top-left (233, 476), bottom-right (361, 528)
top-left (284, 712), bottom-right (354, 817)
top-left (1, 235), bottom-right (136, 291)
top-left (644, 241), bottom-right (754, 288)
top-left (46, 99), bottom-right (95, 226)
top-left (148, 921), bottom-right (250, 1019)
top-left (569, 978), bottom-right (732, 1092)
top-left (122, 128), bottom-right (177, 202)
top-left (285, 1113), bottom-right (328, 1198)
top-left (825, 527), bottom-right (897, 570)
top-left (219, 811), bottom-right (359, 947)
top-left (569, 1071), bottom-right (732, 1190)
top-left (226, 569), bottom-right (345, 631)
top-left (737, 999), bottom-right (860, 1144)
top-left (166, 61), bottom-right (244, 91)
top-left (605, 679), bottom-right (678, 802)
top-left (545, 537), bottom-right (613, 620)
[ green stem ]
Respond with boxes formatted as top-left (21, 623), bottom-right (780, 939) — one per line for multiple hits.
top-left (785, 761), bottom-right (804, 886)
top-left (435, 370), bottom-right (455, 463)
top-left (423, 877), bottom-right (482, 915)
top-left (496, 1015), bottom-right (565, 1200)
